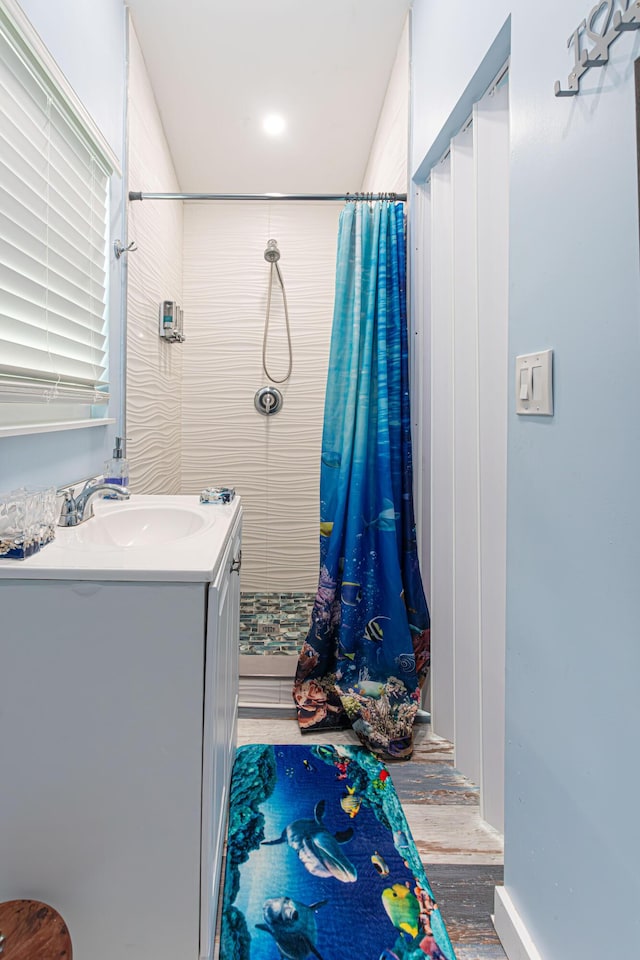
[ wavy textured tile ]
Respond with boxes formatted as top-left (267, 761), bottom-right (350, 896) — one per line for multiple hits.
top-left (126, 23), bottom-right (183, 495)
top-left (182, 201), bottom-right (340, 590)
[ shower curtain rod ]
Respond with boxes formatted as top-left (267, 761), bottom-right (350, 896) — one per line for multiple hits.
top-left (128, 191), bottom-right (407, 202)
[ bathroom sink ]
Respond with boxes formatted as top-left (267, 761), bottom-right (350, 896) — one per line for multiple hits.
top-left (71, 502), bottom-right (215, 548)
top-left (0, 493), bottom-right (239, 580)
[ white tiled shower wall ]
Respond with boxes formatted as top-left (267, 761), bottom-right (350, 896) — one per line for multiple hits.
top-left (126, 20), bottom-right (183, 494)
top-left (181, 201), bottom-right (339, 592)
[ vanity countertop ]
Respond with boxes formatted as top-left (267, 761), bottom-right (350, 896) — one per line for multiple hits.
top-left (0, 494), bottom-right (242, 582)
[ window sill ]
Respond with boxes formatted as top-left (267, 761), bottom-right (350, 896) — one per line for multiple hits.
top-left (0, 418), bottom-right (116, 439)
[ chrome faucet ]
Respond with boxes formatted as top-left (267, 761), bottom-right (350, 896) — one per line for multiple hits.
top-left (57, 479), bottom-right (130, 526)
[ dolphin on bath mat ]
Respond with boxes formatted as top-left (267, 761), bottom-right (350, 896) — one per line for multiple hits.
top-left (256, 896), bottom-right (328, 960)
top-left (262, 799), bottom-right (357, 882)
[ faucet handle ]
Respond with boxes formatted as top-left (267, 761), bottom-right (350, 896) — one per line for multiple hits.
top-left (57, 488), bottom-right (78, 526)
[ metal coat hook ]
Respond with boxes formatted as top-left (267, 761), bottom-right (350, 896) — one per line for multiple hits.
top-left (114, 239), bottom-right (138, 259)
top-left (555, 0), bottom-right (640, 97)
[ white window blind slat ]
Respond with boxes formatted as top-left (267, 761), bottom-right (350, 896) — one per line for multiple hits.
top-left (46, 288), bottom-right (104, 333)
top-left (0, 378), bottom-right (109, 405)
top-left (0, 185), bottom-right (45, 240)
top-left (0, 191), bottom-right (106, 290)
top-left (47, 204), bottom-right (106, 264)
top-left (0, 174), bottom-right (108, 287)
top-left (49, 135), bottom-right (109, 222)
top-left (0, 137), bottom-right (48, 205)
top-left (0, 218), bottom-right (45, 268)
top-left (0, 271), bottom-right (105, 349)
top-left (0, 290), bottom-right (107, 353)
top-left (50, 111), bottom-right (108, 191)
top-left (50, 103), bottom-right (97, 176)
top-left (0, 72), bottom-right (47, 138)
top-left (0, 8), bottom-right (112, 409)
top-left (48, 180), bottom-right (106, 251)
top-left (48, 228), bottom-right (105, 288)
top-left (0, 288), bottom-right (43, 329)
top-left (0, 236), bottom-right (46, 288)
top-left (0, 148), bottom-right (48, 220)
top-left (0, 291), bottom-right (107, 348)
top-left (0, 261), bottom-right (45, 309)
top-left (0, 234), bottom-right (104, 309)
top-left (0, 315), bottom-right (106, 370)
top-left (49, 159), bottom-right (108, 230)
top-left (0, 109), bottom-right (48, 178)
top-left (49, 160), bottom-right (96, 230)
top-left (49, 105), bottom-right (109, 210)
top-left (0, 340), bottom-right (107, 386)
top-left (49, 249), bottom-right (106, 306)
top-left (0, 217), bottom-right (106, 304)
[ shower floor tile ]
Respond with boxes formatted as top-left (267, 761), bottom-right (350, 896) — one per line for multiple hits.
top-left (239, 590), bottom-right (314, 655)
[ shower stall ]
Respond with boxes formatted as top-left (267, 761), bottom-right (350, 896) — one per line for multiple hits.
top-left (182, 202), bottom-right (339, 706)
top-left (125, 49), bottom-right (410, 707)
top-left (124, 3), bottom-right (416, 716)
top-left (126, 190), bottom-right (343, 705)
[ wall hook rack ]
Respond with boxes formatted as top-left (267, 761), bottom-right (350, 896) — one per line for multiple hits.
top-left (114, 239), bottom-right (138, 259)
top-left (555, 0), bottom-right (640, 97)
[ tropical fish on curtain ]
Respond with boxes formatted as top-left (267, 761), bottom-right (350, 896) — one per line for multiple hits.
top-left (293, 200), bottom-right (430, 761)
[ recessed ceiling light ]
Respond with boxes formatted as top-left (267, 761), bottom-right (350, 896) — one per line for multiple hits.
top-left (263, 114), bottom-right (286, 136)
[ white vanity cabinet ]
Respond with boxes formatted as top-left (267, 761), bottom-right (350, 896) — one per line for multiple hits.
top-left (201, 518), bottom-right (241, 960)
top-left (0, 498), bottom-right (241, 960)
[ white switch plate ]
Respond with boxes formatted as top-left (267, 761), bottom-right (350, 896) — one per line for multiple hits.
top-left (515, 349), bottom-right (553, 415)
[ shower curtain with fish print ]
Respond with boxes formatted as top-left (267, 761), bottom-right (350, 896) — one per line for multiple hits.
top-left (293, 200), bottom-right (431, 761)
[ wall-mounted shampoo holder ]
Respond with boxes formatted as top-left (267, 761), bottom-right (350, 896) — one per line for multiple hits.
top-left (159, 300), bottom-right (185, 342)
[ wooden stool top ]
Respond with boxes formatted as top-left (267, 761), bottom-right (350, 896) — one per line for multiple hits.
top-left (0, 901), bottom-right (72, 960)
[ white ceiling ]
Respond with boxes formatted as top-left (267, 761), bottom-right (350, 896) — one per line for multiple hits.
top-left (125, 0), bottom-right (410, 194)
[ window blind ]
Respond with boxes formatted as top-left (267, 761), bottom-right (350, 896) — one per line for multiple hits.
top-left (0, 19), bottom-right (110, 405)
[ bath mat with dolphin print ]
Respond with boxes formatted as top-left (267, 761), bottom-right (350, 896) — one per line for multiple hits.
top-left (220, 744), bottom-right (456, 960)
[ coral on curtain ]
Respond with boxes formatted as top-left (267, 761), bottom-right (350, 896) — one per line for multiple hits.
top-left (293, 200), bottom-right (430, 761)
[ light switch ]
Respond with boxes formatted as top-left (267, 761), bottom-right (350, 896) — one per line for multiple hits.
top-left (515, 349), bottom-right (553, 415)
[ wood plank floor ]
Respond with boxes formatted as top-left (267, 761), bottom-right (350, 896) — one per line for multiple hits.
top-left (237, 718), bottom-right (506, 960)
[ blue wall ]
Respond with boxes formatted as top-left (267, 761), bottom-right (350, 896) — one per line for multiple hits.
top-left (411, 1), bottom-right (640, 956)
top-left (1, 0), bottom-right (126, 491)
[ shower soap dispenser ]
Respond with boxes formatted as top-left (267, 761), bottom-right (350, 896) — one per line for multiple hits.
top-left (159, 300), bottom-right (185, 342)
top-left (103, 436), bottom-right (129, 497)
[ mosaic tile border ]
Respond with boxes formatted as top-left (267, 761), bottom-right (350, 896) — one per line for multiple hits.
top-left (239, 591), bottom-right (314, 655)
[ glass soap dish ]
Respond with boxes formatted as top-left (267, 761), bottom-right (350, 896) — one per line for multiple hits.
top-left (0, 486), bottom-right (57, 560)
top-left (199, 486), bottom-right (235, 504)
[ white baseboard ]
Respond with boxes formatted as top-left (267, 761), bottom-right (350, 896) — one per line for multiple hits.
top-left (239, 654), bottom-right (296, 678)
top-left (493, 886), bottom-right (543, 960)
top-left (239, 675), bottom-right (295, 706)
top-left (238, 701), bottom-right (297, 719)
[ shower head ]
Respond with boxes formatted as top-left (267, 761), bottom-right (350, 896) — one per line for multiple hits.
top-left (264, 239), bottom-right (280, 262)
